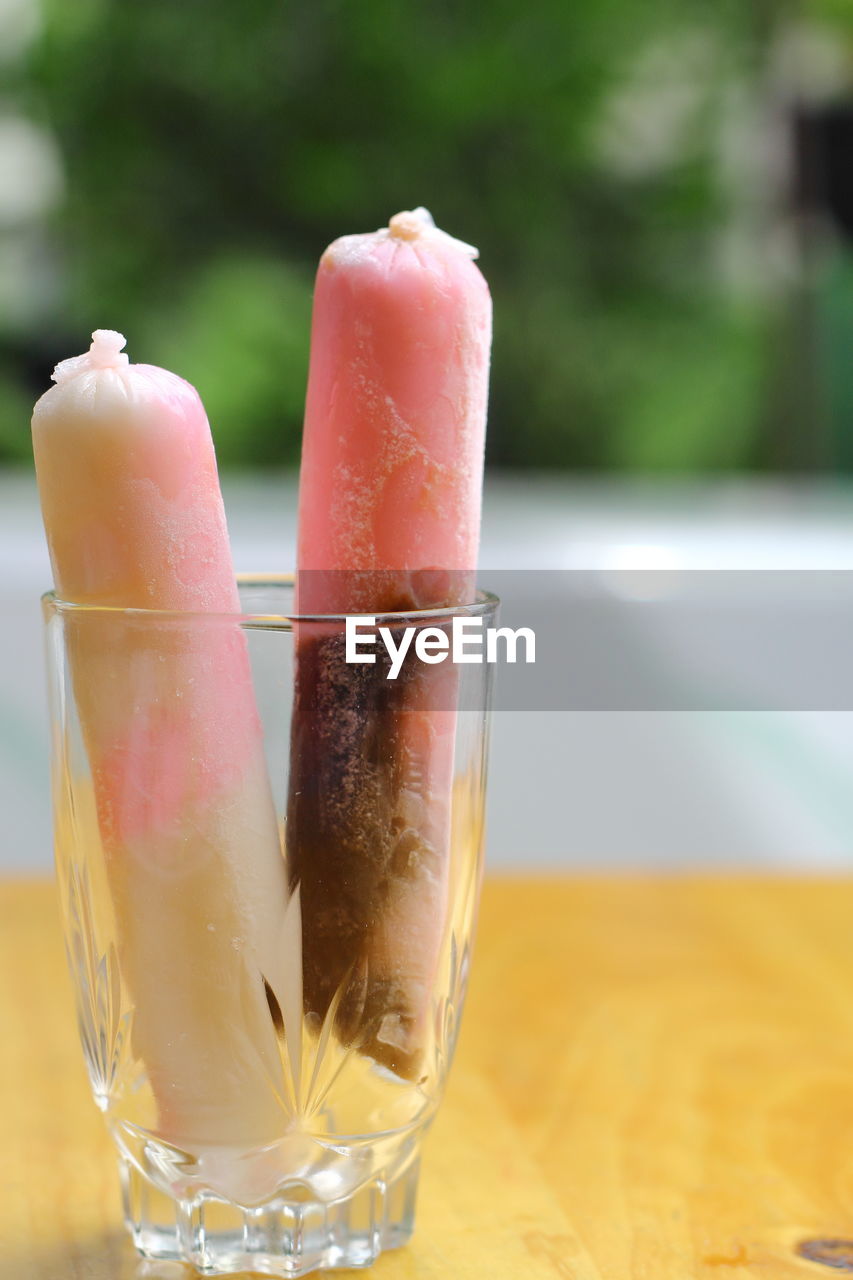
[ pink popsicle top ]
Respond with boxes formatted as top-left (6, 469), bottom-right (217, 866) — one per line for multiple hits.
top-left (296, 209), bottom-right (492, 613)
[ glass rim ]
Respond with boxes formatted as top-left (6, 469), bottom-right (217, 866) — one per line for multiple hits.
top-left (41, 573), bottom-right (500, 627)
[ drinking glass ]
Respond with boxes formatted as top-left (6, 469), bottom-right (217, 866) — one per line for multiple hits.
top-left (43, 577), bottom-right (495, 1276)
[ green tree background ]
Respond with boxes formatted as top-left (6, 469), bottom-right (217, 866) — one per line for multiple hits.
top-left (1, 0), bottom-right (852, 471)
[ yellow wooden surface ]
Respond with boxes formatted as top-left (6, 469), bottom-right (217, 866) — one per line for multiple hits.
top-left (4, 877), bottom-right (853, 1278)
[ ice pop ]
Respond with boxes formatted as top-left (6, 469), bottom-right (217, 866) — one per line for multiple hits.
top-left (33, 331), bottom-right (291, 1156)
top-left (289, 210), bottom-right (491, 1078)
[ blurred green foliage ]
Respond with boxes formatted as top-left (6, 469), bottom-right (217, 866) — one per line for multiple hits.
top-left (1, 0), bottom-right (852, 469)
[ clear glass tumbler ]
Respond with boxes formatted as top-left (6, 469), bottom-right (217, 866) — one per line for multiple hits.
top-left (43, 577), bottom-right (495, 1276)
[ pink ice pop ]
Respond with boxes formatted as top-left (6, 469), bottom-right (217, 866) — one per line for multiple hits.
top-left (296, 207), bottom-right (491, 612)
top-left (33, 331), bottom-right (291, 1159)
top-left (288, 210), bottom-right (491, 1078)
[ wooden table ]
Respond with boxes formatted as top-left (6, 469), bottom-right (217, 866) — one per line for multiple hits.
top-left (3, 876), bottom-right (853, 1278)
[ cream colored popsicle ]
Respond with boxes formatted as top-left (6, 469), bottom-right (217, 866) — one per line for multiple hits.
top-left (289, 210), bottom-right (491, 1078)
top-left (34, 331), bottom-right (291, 1156)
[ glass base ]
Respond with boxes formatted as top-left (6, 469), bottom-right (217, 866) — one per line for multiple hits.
top-left (120, 1152), bottom-right (420, 1276)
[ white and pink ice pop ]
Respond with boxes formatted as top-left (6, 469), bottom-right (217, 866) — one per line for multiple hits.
top-left (33, 331), bottom-right (291, 1158)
